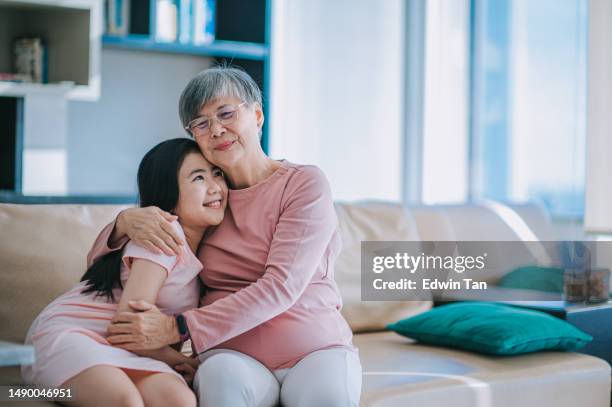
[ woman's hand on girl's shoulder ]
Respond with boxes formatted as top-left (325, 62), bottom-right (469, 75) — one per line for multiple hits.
top-left (119, 206), bottom-right (183, 256)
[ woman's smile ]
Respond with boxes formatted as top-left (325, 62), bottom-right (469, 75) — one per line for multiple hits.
top-left (214, 140), bottom-right (235, 151)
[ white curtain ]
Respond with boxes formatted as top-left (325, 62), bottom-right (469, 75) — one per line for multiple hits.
top-left (421, 0), bottom-right (470, 204)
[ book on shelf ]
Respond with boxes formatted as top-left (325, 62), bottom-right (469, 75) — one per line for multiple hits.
top-left (156, 0), bottom-right (178, 42)
top-left (179, 0), bottom-right (193, 44)
top-left (159, 0), bottom-right (215, 45)
top-left (0, 73), bottom-right (32, 83)
top-left (193, 0), bottom-right (215, 45)
top-left (14, 38), bottom-right (47, 84)
top-left (106, 0), bottom-right (130, 35)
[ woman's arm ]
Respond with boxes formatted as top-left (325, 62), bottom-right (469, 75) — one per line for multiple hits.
top-left (185, 167), bottom-right (338, 353)
top-left (112, 255), bottom-right (191, 367)
top-left (86, 207), bottom-right (183, 268)
top-left (108, 166), bottom-right (338, 354)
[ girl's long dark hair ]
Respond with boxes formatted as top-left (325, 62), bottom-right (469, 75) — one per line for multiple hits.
top-left (80, 138), bottom-right (201, 301)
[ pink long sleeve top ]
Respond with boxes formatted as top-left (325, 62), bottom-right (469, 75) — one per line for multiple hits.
top-left (87, 160), bottom-right (355, 369)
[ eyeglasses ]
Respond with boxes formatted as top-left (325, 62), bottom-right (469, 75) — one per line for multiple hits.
top-left (185, 102), bottom-right (247, 139)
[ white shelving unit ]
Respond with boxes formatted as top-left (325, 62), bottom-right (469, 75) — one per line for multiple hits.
top-left (0, 81), bottom-right (74, 97)
top-left (0, 0), bottom-right (102, 196)
top-left (0, 0), bottom-right (102, 100)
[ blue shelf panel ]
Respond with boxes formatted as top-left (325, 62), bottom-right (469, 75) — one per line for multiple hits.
top-left (102, 35), bottom-right (268, 61)
top-left (0, 191), bottom-right (137, 204)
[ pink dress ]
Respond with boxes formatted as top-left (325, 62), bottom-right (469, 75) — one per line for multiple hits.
top-left (89, 161), bottom-right (356, 371)
top-left (22, 222), bottom-right (202, 388)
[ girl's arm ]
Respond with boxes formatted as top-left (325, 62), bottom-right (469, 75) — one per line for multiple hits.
top-left (113, 257), bottom-right (191, 367)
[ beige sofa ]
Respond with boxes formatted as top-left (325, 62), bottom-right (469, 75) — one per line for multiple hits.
top-left (0, 202), bottom-right (610, 406)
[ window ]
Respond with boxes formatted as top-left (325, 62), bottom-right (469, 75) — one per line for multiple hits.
top-left (470, 0), bottom-right (588, 218)
top-left (412, 0), bottom-right (588, 217)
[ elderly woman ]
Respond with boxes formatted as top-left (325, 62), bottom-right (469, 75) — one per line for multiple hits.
top-left (87, 66), bottom-right (362, 406)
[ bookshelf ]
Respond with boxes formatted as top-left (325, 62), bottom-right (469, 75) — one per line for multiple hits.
top-left (0, 0), bottom-right (102, 100)
top-left (0, 0), bottom-right (102, 202)
top-left (101, 0), bottom-right (271, 100)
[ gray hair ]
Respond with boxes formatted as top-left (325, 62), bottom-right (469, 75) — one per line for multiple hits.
top-left (179, 65), bottom-right (263, 130)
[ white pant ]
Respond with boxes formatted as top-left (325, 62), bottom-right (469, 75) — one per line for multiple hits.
top-left (193, 348), bottom-right (362, 407)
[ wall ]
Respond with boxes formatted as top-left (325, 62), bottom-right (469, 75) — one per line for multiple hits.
top-left (67, 48), bottom-right (209, 195)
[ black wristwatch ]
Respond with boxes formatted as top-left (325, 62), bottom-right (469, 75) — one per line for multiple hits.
top-left (175, 314), bottom-right (190, 342)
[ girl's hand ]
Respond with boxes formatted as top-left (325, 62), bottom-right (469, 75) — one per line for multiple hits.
top-left (174, 358), bottom-right (199, 387)
top-left (118, 206), bottom-right (182, 256)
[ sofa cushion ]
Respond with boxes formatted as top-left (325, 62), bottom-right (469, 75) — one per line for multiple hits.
top-left (356, 331), bottom-right (611, 407)
top-left (410, 203), bottom-right (554, 285)
top-left (387, 302), bottom-right (592, 355)
top-left (0, 204), bottom-right (129, 343)
top-left (334, 201), bottom-right (432, 332)
top-left (0, 201), bottom-right (429, 341)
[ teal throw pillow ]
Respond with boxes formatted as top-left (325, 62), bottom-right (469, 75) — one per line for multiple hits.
top-left (387, 302), bottom-right (592, 355)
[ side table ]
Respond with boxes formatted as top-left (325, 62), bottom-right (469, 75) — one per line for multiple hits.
top-left (507, 300), bottom-right (612, 365)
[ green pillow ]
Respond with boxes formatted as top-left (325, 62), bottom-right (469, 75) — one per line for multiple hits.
top-left (498, 265), bottom-right (564, 293)
top-left (499, 265), bottom-right (612, 296)
top-left (387, 302), bottom-right (592, 355)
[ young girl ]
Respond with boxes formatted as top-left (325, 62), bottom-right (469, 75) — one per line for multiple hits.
top-left (22, 138), bottom-right (227, 406)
